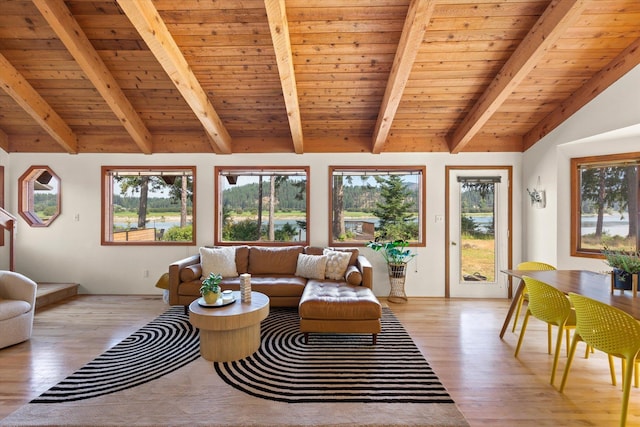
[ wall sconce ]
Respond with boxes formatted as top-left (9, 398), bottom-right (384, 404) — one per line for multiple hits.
top-left (526, 176), bottom-right (546, 209)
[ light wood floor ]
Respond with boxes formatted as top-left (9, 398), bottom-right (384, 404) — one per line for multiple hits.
top-left (1, 295), bottom-right (639, 426)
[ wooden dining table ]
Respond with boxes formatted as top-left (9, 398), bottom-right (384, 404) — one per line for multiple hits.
top-left (499, 269), bottom-right (640, 338)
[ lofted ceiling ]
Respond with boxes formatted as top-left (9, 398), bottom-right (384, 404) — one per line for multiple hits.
top-left (0, 0), bottom-right (639, 155)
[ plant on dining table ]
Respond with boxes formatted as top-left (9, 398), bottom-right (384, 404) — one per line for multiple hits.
top-left (602, 247), bottom-right (640, 274)
top-left (602, 246), bottom-right (640, 289)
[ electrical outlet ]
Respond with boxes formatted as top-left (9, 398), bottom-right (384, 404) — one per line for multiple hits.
top-left (143, 270), bottom-right (149, 278)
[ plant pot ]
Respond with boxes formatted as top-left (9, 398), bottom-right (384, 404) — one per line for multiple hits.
top-left (388, 263), bottom-right (407, 278)
top-left (612, 268), bottom-right (634, 291)
top-left (202, 290), bottom-right (221, 304)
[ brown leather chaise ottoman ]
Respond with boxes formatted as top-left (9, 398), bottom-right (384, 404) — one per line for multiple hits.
top-left (299, 281), bottom-right (382, 344)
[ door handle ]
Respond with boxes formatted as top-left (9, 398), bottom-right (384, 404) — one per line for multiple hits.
top-left (451, 241), bottom-right (457, 246)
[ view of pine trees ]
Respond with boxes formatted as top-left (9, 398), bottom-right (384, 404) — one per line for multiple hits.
top-left (579, 164), bottom-right (639, 250)
top-left (330, 170), bottom-right (422, 243)
top-left (222, 180), bottom-right (306, 213)
top-left (112, 194), bottom-right (192, 214)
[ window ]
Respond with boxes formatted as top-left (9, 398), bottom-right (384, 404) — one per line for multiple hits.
top-left (215, 166), bottom-right (309, 245)
top-left (571, 153), bottom-right (640, 257)
top-left (19, 166), bottom-right (60, 227)
top-left (329, 166), bottom-right (426, 247)
top-left (101, 166), bottom-right (195, 245)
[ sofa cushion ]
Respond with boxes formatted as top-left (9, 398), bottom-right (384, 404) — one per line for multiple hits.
top-left (299, 281), bottom-right (381, 320)
top-left (235, 245), bottom-right (250, 274)
top-left (306, 247), bottom-right (359, 266)
top-left (295, 254), bottom-right (327, 280)
top-left (344, 265), bottom-right (363, 286)
top-left (0, 299), bottom-right (31, 321)
top-left (304, 246), bottom-right (325, 256)
top-left (221, 275), bottom-right (307, 297)
top-left (333, 248), bottom-right (359, 266)
top-left (323, 249), bottom-right (351, 280)
top-left (248, 246), bottom-right (303, 275)
top-left (200, 246), bottom-right (238, 278)
top-left (180, 264), bottom-right (201, 282)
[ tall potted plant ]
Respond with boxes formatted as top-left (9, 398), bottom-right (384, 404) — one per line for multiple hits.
top-left (366, 239), bottom-right (416, 273)
top-left (602, 247), bottom-right (640, 291)
top-left (366, 239), bottom-right (416, 303)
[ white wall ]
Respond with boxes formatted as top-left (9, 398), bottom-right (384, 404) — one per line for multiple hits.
top-left (9, 63), bottom-right (640, 297)
top-left (522, 64), bottom-right (640, 270)
top-left (4, 151), bottom-right (521, 297)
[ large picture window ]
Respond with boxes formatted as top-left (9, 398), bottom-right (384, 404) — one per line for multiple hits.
top-left (101, 166), bottom-right (195, 245)
top-left (215, 166), bottom-right (309, 245)
top-left (329, 166), bottom-right (426, 247)
top-left (571, 153), bottom-right (640, 257)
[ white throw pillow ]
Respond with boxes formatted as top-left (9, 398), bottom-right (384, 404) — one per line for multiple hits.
top-left (200, 246), bottom-right (238, 278)
top-left (323, 249), bottom-right (351, 280)
top-left (295, 254), bottom-right (327, 280)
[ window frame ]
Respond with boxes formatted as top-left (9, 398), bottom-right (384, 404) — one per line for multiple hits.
top-left (101, 166), bottom-right (196, 246)
top-left (571, 152), bottom-right (640, 258)
top-left (18, 165), bottom-right (61, 227)
top-left (214, 166), bottom-right (310, 246)
top-left (328, 165), bottom-right (426, 247)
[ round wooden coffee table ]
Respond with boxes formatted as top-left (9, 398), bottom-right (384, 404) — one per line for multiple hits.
top-left (188, 291), bottom-right (269, 362)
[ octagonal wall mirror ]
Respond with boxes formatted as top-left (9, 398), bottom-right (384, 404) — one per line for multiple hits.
top-left (18, 166), bottom-right (61, 227)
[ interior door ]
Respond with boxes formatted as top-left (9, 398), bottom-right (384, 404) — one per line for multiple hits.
top-left (447, 168), bottom-right (511, 298)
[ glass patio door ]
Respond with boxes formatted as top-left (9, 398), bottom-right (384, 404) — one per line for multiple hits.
top-left (448, 168), bottom-right (510, 298)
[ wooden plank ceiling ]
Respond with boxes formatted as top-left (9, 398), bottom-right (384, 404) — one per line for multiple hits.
top-left (0, 0), bottom-right (639, 154)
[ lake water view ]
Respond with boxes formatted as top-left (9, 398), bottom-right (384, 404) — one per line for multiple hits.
top-left (117, 213), bottom-right (632, 241)
top-left (581, 213), bottom-right (630, 236)
top-left (467, 213), bottom-right (631, 237)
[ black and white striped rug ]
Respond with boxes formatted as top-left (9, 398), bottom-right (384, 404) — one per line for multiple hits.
top-left (32, 306), bottom-right (453, 405)
top-left (31, 306), bottom-right (200, 403)
top-left (215, 307), bottom-right (454, 403)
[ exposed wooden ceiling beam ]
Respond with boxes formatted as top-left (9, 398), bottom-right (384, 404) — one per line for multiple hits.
top-left (33, 0), bottom-right (153, 154)
top-left (0, 129), bottom-right (8, 153)
top-left (264, 0), bottom-right (303, 154)
top-left (523, 37), bottom-right (640, 150)
top-left (447, 0), bottom-right (588, 154)
top-left (117, 0), bottom-right (232, 154)
top-left (0, 52), bottom-right (77, 154)
top-left (372, 0), bottom-right (436, 154)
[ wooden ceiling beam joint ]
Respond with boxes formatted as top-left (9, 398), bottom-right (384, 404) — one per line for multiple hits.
top-left (264, 0), bottom-right (304, 154)
top-left (0, 129), bottom-right (9, 153)
top-left (372, 0), bottom-right (437, 154)
top-left (0, 52), bottom-right (78, 154)
top-left (33, 0), bottom-right (153, 154)
top-left (447, 0), bottom-right (589, 154)
top-left (117, 0), bottom-right (233, 154)
top-left (523, 37), bottom-right (640, 149)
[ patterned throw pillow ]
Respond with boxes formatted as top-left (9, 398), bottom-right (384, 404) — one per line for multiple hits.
top-left (323, 249), bottom-right (351, 280)
top-left (294, 254), bottom-right (327, 280)
top-left (199, 246), bottom-right (238, 278)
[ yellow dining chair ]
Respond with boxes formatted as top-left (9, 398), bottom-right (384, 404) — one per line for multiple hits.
top-left (514, 276), bottom-right (575, 386)
top-left (512, 261), bottom-right (556, 333)
top-left (560, 293), bottom-right (640, 427)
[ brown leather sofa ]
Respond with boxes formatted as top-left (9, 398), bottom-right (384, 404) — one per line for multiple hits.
top-left (168, 245), bottom-right (373, 310)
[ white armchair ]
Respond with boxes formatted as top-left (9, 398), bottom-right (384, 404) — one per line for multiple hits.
top-left (0, 271), bottom-right (37, 349)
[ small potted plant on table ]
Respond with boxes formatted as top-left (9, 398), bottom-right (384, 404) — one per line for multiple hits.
top-left (200, 272), bottom-right (222, 304)
top-left (602, 247), bottom-right (640, 294)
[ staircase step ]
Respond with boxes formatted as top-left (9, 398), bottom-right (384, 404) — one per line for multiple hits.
top-left (36, 282), bottom-right (79, 309)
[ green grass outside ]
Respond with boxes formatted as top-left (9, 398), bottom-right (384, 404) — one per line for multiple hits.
top-left (460, 237), bottom-right (496, 281)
